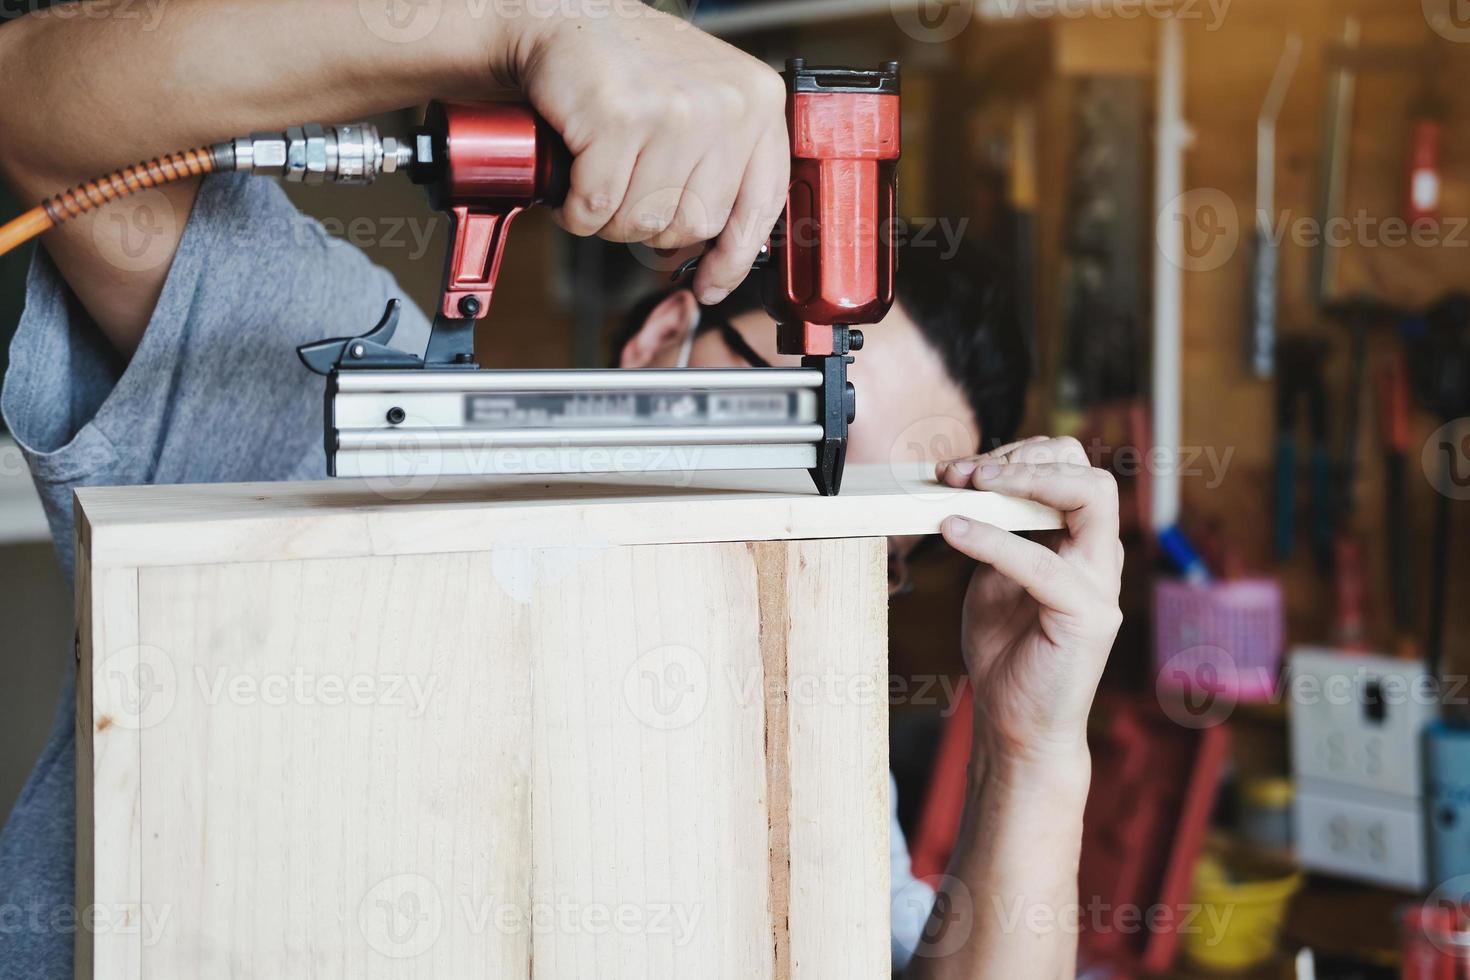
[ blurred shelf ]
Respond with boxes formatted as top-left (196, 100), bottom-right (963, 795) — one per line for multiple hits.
top-left (694, 0), bottom-right (1055, 36)
top-left (0, 436), bottom-right (47, 545)
top-left (696, 0), bottom-right (890, 35)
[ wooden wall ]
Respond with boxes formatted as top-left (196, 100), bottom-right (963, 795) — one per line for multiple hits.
top-left (1172, 0), bottom-right (1469, 661)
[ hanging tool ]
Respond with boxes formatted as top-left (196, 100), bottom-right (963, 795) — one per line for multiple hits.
top-left (1406, 44), bottom-right (1446, 226)
top-left (1246, 32), bottom-right (1301, 380)
top-left (1377, 348), bottom-right (1413, 643)
top-left (1274, 337), bottom-right (1332, 570)
top-left (1323, 298), bottom-right (1409, 647)
top-left (1407, 293), bottom-right (1470, 682)
top-left (1313, 17), bottom-right (1359, 306)
top-left (0, 60), bottom-right (901, 496)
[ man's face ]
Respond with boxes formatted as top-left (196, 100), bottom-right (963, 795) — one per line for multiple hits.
top-left (618, 289), bottom-right (982, 592)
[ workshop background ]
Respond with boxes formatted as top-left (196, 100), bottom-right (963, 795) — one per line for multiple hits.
top-left (3, 0), bottom-right (1469, 976)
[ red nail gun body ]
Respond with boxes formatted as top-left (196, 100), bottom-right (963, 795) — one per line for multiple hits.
top-left (298, 61), bottom-right (901, 496)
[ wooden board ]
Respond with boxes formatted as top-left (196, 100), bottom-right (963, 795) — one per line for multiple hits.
top-left (75, 464), bottom-right (1062, 570)
top-left (75, 466), bottom-right (1031, 979)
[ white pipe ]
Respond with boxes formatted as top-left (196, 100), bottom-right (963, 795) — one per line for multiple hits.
top-left (1151, 17), bottom-right (1187, 532)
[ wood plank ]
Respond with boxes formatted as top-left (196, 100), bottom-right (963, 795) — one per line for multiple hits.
top-left (526, 543), bottom-right (774, 980)
top-left (75, 465), bottom-right (1062, 571)
top-left (780, 539), bottom-right (890, 979)
top-left (130, 554), bottom-right (532, 978)
top-left (79, 474), bottom-right (904, 978)
top-left (76, 549), bottom-right (142, 980)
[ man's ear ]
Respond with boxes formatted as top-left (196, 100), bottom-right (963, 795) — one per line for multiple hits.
top-left (619, 289), bottom-right (700, 368)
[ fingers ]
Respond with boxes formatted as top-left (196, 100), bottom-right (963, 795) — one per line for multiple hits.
top-left (692, 124), bottom-right (789, 304)
top-left (936, 435), bottom-right (1090, 486)
top-left (555, 138), bottom-right (638, 238)
top-left (969, 460), bottom-right (1121, 570)
top-left (940, 517), bottom-right (1093, 616)
top-left (599, 128), bottom-right (704, 244)
top-left (645, 150), bottom-right (741, 252)
top-left (936, 437), bottom-right (1120, 572)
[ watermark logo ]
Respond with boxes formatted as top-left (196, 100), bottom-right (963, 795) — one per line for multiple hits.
top-left (1424, 0), bottom-right (1470, 41)
top-left (1157, 188), bottom-right (1239, 273)
top-left (1421, 875), bottom-right (1470, 955)
top-left (905, 875), bottom-right (974, 958)
top-left (89, 188), bottom-right (178, 274)
top-left (93, 644), bottom-right (176, 731)
top-left (2, 0), bottom-right (169, 30)
top-left (359, 873), bottom-right (444, 959)
top-left (1155, 646), bottom-right (1239, 729)
top-left (889, 416), bottom-right (978, 500)
top-left (623, 644), bottom-right (708, 730)
top-left (1424, 418), bottom-right (1470, 501)
top-left (359, 0), bottom-right (442, 43)
top-left (892, 0), bottom-right (974, 43)
top-left (193, 666), bottom-right (440, 716)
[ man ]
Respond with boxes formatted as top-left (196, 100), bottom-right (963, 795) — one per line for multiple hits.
top-left (0, 3), bottom-right (1122, 978)
top-left (614, 241), bottom-right (1029, 594)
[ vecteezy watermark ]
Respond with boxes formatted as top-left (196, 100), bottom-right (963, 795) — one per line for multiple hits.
top-left (623, 652), bottom-right (950, 731)
top-left (892, 0), bottom-right (1230, 44)
top-left (93, 644), bottom-right (178, 732)
top-left (1158, 188), bottom-right (1470, 272)
top-left (0, 439), bottom-right (27, 480)
top-left (987, 0), bottom-right (1231, 29)
top-left (990, 895), bottom-right (1235, 944)
top-left (1, 0), bottom-right (168, 30)
top-left (1158, 655), bottom-right (1469, 729)
top-left (888, 415), bottom-right (979, 500)
top-left (1156, 647), bottom-right (1243, 730)
top-left (356, 876), bottom-right (703, 959)
top-left (1421, 875), bottom-right (1470, 956)
top-left (358, 0), bottom-right (690, 45)
top-left (0, 902), bottom-right (173, 947)
top-left (1423, 0), bottom-right (1470, 42)
top-left (355, 423), bottom-right (711, 504)
top-left (1157, 188), bottom-right (1240, 273)
top-left (89, 187), bottom-right (179, 275)
top-left (623, 644), bottom-right (709, 731)
top-left (194, 666), bottom-right (440, 717)
top-left (1424, 418), bottom-right (1470, 501)
top-left (627, 214), bottom-right (971, 275)
top-left (91, 647), bottom-right (442, 731)
top-left (1083, 441), bottom-right (1235, 490)
top-left (359, 873), bottom-right (444, 959)
top-left (459, 896), bottom-right (703, 944)
top-left (903, 875), bottom-right (974, 959)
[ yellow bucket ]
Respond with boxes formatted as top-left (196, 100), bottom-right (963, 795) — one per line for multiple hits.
top-left (1181, 843), bottom-right (1302, 971)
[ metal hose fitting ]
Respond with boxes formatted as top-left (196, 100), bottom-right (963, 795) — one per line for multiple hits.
top-left (214, 123), bottom-right (414, 185)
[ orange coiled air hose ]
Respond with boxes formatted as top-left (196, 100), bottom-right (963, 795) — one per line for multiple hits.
top-left (0, 147), bottom-right (218, 257)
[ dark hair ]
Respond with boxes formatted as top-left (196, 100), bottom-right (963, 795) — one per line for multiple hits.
top-left (895, 238), bottom-right (1030, 450)
top-left (611, 237), bottom-right (1030, 448)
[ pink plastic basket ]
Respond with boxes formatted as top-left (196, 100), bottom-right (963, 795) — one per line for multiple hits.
top-left (1153, 578), bottom-right (1284, 704)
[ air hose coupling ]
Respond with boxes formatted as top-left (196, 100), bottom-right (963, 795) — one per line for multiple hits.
top-left (212, 123), bottom-right (414, 185)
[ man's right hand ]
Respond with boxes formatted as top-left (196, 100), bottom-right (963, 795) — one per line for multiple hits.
top-left (510, 0), bottom-right (789, 305)
top-left (0, 0), bottom-right (789, 354)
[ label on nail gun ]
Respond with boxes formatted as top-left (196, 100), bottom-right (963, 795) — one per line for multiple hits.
top-left (463, 390), bottom-right (814, 428)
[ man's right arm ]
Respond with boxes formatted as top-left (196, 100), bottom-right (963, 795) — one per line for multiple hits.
top-left (0, 0), bottom-right (787, 355)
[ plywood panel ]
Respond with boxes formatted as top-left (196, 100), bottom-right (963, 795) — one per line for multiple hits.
top-left (74, 465), bottom-right (1062, 571)
top-left (781, 539), bottom-right (891, 979)
top-left (75, 553), bottom-right (142, 980)
top-left (130, 554), bottom-right (532, 978)
top-left (526, 543), bottom-right (773, 980)
top-left (79, 504), bottom-right (903, 978)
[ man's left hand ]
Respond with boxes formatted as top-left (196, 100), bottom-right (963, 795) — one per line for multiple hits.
top-left (936, 436), bottom-right (1124, 784)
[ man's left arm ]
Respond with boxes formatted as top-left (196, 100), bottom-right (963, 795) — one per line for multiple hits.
top-left (906, 436), bottom-right (1124, 980)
